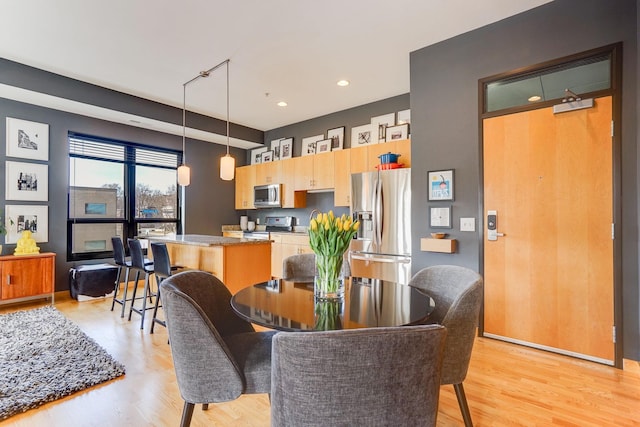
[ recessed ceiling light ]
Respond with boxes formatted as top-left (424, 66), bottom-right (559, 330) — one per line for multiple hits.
top-left (337, 80), bottom-right (350, 87)
top-left (277, 101), bottom-right (288, 107)
top-left (528, 95), bottom-right (542, 102)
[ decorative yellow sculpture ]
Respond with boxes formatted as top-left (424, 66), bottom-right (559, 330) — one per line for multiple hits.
top-left (14, 230), bottom-right (40, 255)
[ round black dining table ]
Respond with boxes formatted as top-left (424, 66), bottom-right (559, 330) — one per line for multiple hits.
top-left (230, 276), bottom-right (435, 331)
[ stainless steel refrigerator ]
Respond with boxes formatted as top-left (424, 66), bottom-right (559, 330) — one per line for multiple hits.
top-left (349, 168), bottom-right (411, 284)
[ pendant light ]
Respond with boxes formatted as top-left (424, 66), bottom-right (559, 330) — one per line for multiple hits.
top-left (177, 81), bottom-right (191, 186)
top-left (178, 59), bottom-right (234, 185)
top-left (220, 60), bottom-right (235, 181)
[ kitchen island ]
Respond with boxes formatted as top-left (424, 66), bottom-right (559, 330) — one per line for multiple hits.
top-left (147, 234), bottom-right (271, 294)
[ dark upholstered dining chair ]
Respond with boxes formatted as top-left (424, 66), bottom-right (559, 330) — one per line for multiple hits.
top-left (160, 270), bottom-right (276, 427)
top-left (282, 253), bottom-right (351, 280)
top-left (409, 265), bottom-right (484, 427)
top-left (270, 324), bottom-right (447, 427)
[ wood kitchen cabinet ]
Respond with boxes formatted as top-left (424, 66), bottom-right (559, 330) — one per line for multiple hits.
top-left (255, 160), bottom-right (281, 185)
top-left (235, 165), bottom-right (255, 209)
top-left (0, 252), bottom-right (55, 304)
top-left (294, 152), bottom-right (335, 191)
top-left (234, 139), bottom-right (410, 210)
top-left (281, 158), bottom-right (306, 208)
top-left (270, 233), bottom-right (313, 278)
top-left (334, 149), bottom-right (351, 206)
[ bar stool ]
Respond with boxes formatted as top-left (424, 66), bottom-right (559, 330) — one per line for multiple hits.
top-left (149, 242), bottom-right (184, 333)
top-left (110, 236), bottom-right (132, 318)
top-left (127, 238), bottom-right (156, 329)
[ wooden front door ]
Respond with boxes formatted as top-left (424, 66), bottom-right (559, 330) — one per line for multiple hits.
top-left (483, 96), bottom-right (614, 364)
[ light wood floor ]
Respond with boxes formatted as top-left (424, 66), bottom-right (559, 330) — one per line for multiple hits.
top-left (1, 293), bottom-right (639, 427)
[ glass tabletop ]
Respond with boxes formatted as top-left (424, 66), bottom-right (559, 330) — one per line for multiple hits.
top-left (230, 277), bottom-right (435, 331)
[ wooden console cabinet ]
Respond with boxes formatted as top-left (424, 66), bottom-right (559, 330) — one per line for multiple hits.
top-left (0, 252), bottom-right (56, 304)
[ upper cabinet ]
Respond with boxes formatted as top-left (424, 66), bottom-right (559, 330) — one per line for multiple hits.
top-left (333, 149), bottom-right (351, 207)
top-left (294, 151), bottom-right (335, 191)
top-left (235, 139), bottom-right (410, 210)
top-left (235, 165), bottom-right (255, 209)
top-left (255, 161), bottom-right (281, 186)
top-left (281, 158), bottom-right (306, 208)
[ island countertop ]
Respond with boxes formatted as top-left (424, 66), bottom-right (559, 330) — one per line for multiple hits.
top-left (146, 234), bottom-right (270, 247)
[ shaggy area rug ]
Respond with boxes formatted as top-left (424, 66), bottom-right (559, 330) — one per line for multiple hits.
top-left (0, 306), bottom-right (125, 420)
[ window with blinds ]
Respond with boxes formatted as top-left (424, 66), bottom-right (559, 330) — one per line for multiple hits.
top-left (67, 133), bottom-right (181, 261)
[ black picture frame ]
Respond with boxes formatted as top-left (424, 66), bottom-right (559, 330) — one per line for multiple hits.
top-left (428, 169), bottom-right (454, 201)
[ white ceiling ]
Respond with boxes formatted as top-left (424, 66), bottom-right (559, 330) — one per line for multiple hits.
top-left (0, 0), bottom-right (552, 133)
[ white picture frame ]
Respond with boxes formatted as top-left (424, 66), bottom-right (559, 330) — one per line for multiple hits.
top-left (251, 146), bottom-right (268, 165)
top-left (350, 124), bottom-right (372, 147)
top-left (301, 135), bottom-right (323, 156)
top-left (5, 161), bottom-right (48, 201)
top-left (279, 138), bottom-right (293, 159)
top-left (370, 113), bottom-right (395, 144)
top-left (270, 139), bottom-right (283, 161)
top-left (6, 117), bottom-right (49, 161)
top-left (326, 126), bottom-right (345, 151)
top-left (4, 204), bottom-right (49, 244)
top-left (315, 139), bottom-right (332, 154)
top-left (397, 109), bottom-right (411, 125)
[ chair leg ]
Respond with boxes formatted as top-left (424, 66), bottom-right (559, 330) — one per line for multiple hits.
top-left (150, 281), bottom-right (162, 334)
top-left (128, 271), bottom-right (141, 321)
top-left (119, 267), bottom-right (130, 318)
top-left (202, 403), bottom-right (209, 411)
top-left (454, 383), bottom-right (473, 427)
top-left (110, 265), bottom-right (122, 311)
top-left (180, 402), bottom-right (195, 427)
top-left (138, 273), bottom-right (151, 329)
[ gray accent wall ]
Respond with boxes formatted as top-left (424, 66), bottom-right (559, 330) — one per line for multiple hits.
top-left (409, 0), bottom-right (638, 359)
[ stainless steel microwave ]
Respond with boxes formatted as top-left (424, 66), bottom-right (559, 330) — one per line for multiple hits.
top-left (254, 184), bottom-right (281, 208)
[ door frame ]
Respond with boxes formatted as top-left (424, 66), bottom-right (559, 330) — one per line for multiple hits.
top-left (477, 43), bottom-right (624, 368)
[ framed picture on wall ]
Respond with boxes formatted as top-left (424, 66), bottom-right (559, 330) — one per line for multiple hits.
top-left (4, 204), bottom-right (49, 244)
top-left (397, 109), bottom-right (411, 125)
top-left (6, 117), bottom-right (49, 161)
top-left (429, 206), bottom-right (452, 229)
top-left (251, 146), bottom-right (268, 165)
top-left (301, 135), bottom-right (323, 156)
top-left (350, 124), bottom-right (372, 147)
top-left (428, 169), bottom-right (454, 201)
top-left (385, 124), bottom-right (409, 142)
top-left (5, 161), bottom-right (48, 201)
top-left (261, 150), bottom-right (274, 163)
top-left (270, 139), bottom-right (283, 160)
top-left (315, 139), bottom-right (332, 154)
top-left (370, 113), bottom-right (395, 144)
top-left (326, 126), bottom-right (345, 150)
top-left (279, 138), bottom-right (293, 159)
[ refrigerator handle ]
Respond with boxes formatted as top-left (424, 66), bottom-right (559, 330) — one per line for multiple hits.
top-left (374, 174), bottom-right (383, 249)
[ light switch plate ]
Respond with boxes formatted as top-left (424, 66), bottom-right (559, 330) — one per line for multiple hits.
top-left (460, 217), bottom-right (475, 232)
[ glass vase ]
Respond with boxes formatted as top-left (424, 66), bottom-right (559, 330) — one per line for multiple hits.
top-left (314, 253), bottom-right (345, 300)
top-left (314, 299), bottom-right (343, 330)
